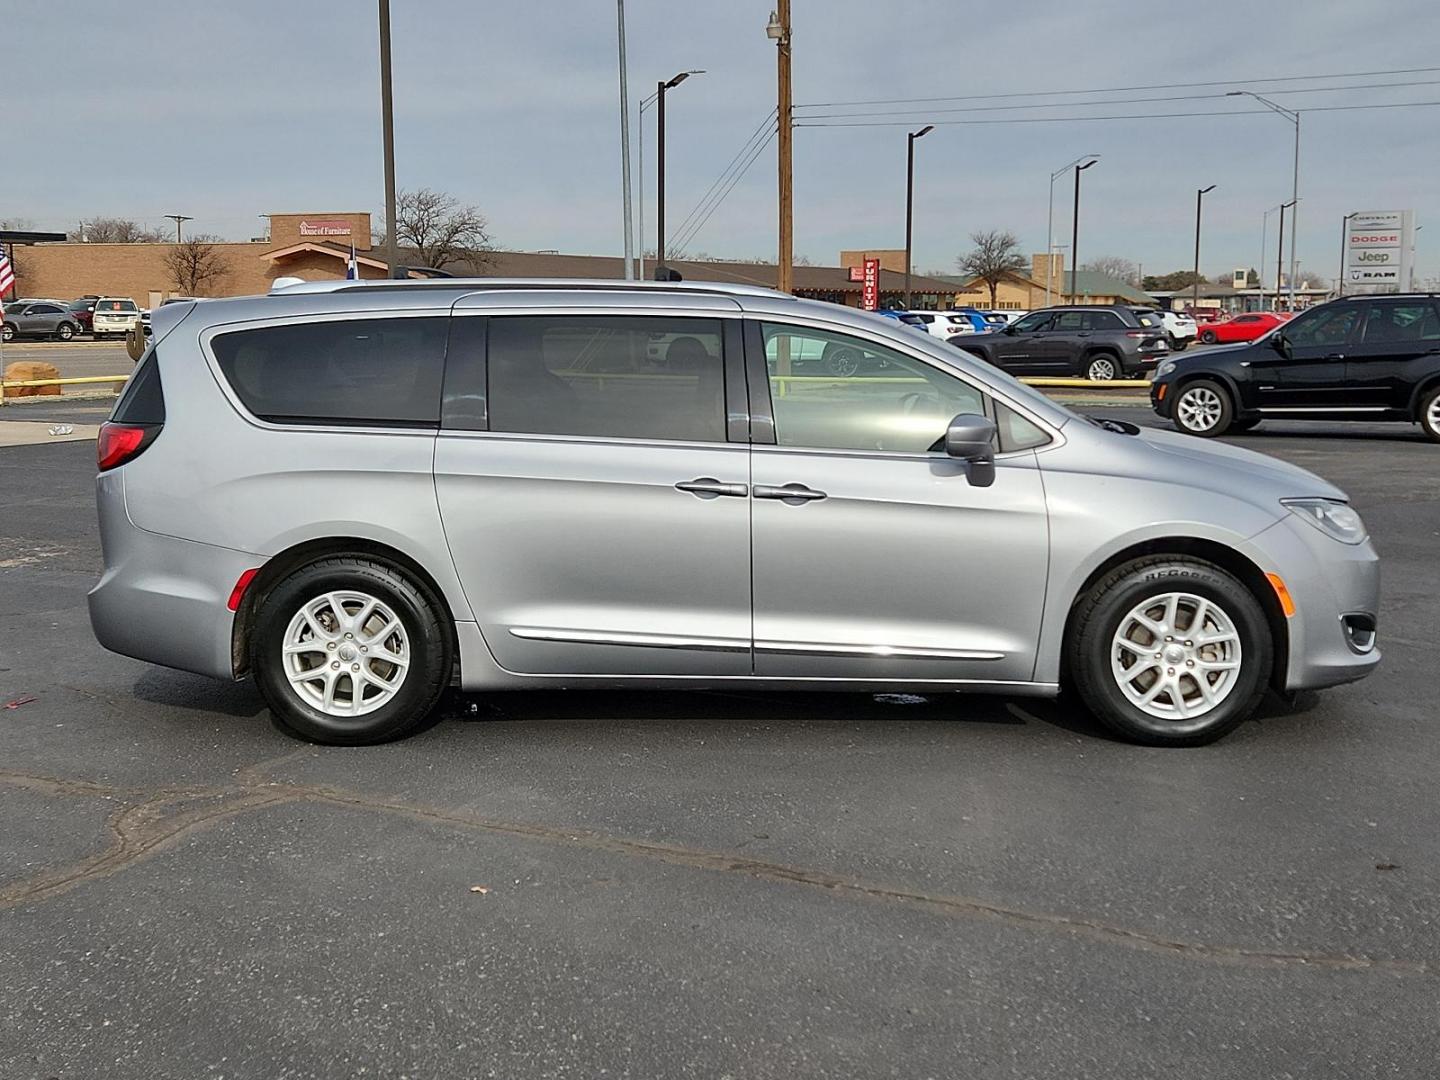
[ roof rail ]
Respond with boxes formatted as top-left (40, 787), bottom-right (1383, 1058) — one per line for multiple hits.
top-left (268, 277), bottom-right (789, 299)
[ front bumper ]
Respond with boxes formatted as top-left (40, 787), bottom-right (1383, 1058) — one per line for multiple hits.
top-left (88, 471), bottom-right (258, 680)
top-left (1150, 379), bottom-right (1174, 418)
top-left (1248, 515), bottom-right (1381, 692)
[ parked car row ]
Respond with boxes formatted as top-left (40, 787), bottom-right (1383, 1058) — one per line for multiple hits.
top-left (2, 295), bottom-right (143, 342)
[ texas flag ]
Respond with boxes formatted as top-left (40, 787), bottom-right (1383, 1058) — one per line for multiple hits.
top-left (345, 243), bottom-right (359, 280)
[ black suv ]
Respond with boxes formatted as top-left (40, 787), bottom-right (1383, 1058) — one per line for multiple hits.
top-left (960, 305), bottom-right (1169, 381)
top-left (1151, 294), bottom-right (1440, 441)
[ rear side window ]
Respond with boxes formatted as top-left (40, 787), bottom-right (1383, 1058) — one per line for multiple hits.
top-left (483, 315), bottom-right (727, 442)
top-left (1133, 311), bottom-right (1163, 328)
top-left (112, 349), bottom-right (166, 424)
top-left (1083, 311), bottom-right (1124, 330)
top-left (1359, 301), bottom-right (1440, 344)
top-left (212, 317), bottom-right (448, 427)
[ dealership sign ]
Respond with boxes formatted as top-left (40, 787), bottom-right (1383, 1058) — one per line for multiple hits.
top-left (861, 258), bottom-right (881, 311)
top-left (298, 219), bottom-right (353, 237)
top-left (1344, 210), bottom-right (1415, 288)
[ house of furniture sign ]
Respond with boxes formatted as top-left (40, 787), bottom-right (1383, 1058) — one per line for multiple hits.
top-left (1344, 210), bottom-right (1415, 289)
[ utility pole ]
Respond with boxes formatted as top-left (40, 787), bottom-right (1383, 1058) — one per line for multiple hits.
top-left (768, 3), bottom-right (793, 294)
top-left (378, 0), bottom-right (399, 279)
top-left (616, 0), bottom-right (635, 279)
top-left (903, 125), bottom-right (933, 309)
top-left (1193, 185), bottom-right (1216, 310)
top-left (165, 215), bottom-right (193, 243)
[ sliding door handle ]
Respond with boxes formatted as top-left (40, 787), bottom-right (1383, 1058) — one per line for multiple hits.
top-left (675, 478), bottom-right (748, 498)
top-left (754, 483), bottom-right (827, 503)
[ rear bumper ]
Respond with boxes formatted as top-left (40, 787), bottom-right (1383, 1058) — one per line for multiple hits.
top-left (88, 471), bottom-right (258, 680)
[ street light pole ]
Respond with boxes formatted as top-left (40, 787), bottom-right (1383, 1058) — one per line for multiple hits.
top-left (1193, 184), bottom-right (1216, 309)
top-left (903, 125), bottom-right (933, 309)
top-left (1230, 91), bottom-right (1300, 309)
top-left (1337, 211), bottom-right (1354, 297)
top-left (616, 0), bottom-right (635, 280)
top-left (378, 0), bottom-right (399, 278)
top-left (164, 215), bottom-right (193, 243)
top-left (1069, 159), bottom-right (1097, 301)
top-left (1046, 155), bottom-right (1098, 306)
top-left (654, 70), bottom-right (699, 277)
top-left (1276, 199), bottom-right (1295, 311)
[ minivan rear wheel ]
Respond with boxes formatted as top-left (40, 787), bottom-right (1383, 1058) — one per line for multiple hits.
top-left (1066, 557), bottom-right (1272, 746)
top-left (251, 557), bottom-right (452, 745)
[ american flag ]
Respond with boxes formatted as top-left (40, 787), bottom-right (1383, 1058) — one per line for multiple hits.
top-left (0, 250), bottom-right (14, 297)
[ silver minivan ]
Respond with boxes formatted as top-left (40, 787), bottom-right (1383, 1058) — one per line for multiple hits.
top-left (89, 279), bottom-right (1380, 746)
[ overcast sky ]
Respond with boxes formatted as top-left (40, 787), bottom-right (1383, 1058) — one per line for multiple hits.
top-left (14, 0), bottom-right (1440, 282)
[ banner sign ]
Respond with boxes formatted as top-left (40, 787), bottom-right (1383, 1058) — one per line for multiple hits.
top-left (1344, 210), bottom-right (1415, 289)
top-left (861, 258), bottom-right (881, 311)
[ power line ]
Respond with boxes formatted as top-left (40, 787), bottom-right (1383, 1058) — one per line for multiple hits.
top-left (795, 100), bottom-right (1440, 129)
top-left (667, 109), bottom-right (776, 251)
top-left (671, 128), bottom-right (777, 255)
top-left (793, 65), bottom-right (1440, 109)
top-left (795, 79), bottom-right (1440, 121)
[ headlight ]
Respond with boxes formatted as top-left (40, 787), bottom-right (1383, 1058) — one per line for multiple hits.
top-left (1156, 360), bottom-right (1178, 379)
top-left (1282, 498), bottom-right (1367, 545)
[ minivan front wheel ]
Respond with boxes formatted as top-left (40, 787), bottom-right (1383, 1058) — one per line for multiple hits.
top-left (1172, 379), bottom-right (1233, 437)
top-left (251, 557), bottom-right (451, 745)
top-left (1067, 557), bottom-right (1272, 746)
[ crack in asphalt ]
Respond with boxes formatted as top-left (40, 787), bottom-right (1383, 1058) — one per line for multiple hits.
top-left (0, 766), bottom-right (1428, 977)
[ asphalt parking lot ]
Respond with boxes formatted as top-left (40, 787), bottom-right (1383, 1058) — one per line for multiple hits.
top-left (2, 407), bottom-right (1437, 1078)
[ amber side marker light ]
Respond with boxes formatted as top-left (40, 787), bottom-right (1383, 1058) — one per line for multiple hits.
top-left (1156, 383), bottom-right (1167, 401)
top-left (1266, 573), bottom-right (1297, 618)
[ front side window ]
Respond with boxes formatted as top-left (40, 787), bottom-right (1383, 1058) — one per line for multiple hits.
top-left (486, 315), bottom-right (726, 443)
top-left (1284, 306), bottom-right (1359, 348)
top-left (762, 323), bottom-right (985, 453)
top-left (1359, 301), bottom-right (1440, 344)
top-left (1010, 311), bottom-right (1052, 333)
top-left (212, 316), bottom-right (448, 426)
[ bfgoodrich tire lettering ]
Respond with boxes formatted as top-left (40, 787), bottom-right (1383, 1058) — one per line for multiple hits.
top-left (251, 557), bottom-right (451, 745)
top-left (1066, 557), bottom-right (1272, 746)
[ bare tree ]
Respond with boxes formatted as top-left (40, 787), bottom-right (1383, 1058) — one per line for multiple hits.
top-left (1081, 255), bottom-right (1138, 285)
top-left (163, 235), bottom-right (229, 295)
top-left (71, 217), bottom-right (168, 243)
top-left (378, 188), bottom-right (493, 270)
top-left (956, 230), bottom-right (1027, 308)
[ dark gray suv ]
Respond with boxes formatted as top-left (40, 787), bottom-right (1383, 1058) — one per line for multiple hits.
top-left (962, 305), bottom-right (1169, 380)
top-left (2, 300), bottom-right (84, 342)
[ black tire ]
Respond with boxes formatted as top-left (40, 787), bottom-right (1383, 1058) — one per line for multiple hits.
top-left (1, 323), bottom-right (13, 343)
top-left (56, 322), bottom-right (75, 341)
top-left (1082, 352), bottom-right (1120, 381)
top-left (1066, 556), bottom-right (1272, 746)
top-left (1200, 329), bottom-right (1217, 344)
top-left (1417, 386), bottom-right (1440, 443)
top-left (1171, 378), bottom-right (1233, 437)
top-left (1230, 416), bottom-right (1262, 432)
top-left (822, 343), bottom-right (861, 377)
top-left (250, 557), bottom-right (452, 745)
top-left (1169, 336), bottom-right (1188, 352)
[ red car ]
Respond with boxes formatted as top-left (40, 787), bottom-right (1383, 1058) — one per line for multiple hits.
top-left (1197, 311), bottom-right (1284, 344)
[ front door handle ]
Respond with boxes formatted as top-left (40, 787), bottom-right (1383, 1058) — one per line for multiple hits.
top-left (675, 477), bottom-right (748, 498)
top-left (1324, 353), bottom-right (1346, 361)
top-left (754, 483), bottom-right (827, 504)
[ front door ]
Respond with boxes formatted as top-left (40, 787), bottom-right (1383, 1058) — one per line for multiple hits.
top-left (986, 310), bottom-right (1053, 374)
top-left (434, 308), bottom-right (753, 676)
top-left (1346, 298), bottom-right (1440, 410)
top-left (746, 321), bottom-right (1050, 684)
top-left (1249, 303), bottom-right (1361, 410)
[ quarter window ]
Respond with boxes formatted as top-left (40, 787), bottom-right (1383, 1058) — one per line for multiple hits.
top-left (485, 315), bottom-right (726, 442)
top-left (212, 317), bottom-right (448, 427)
top-left (761, 323), bottom-right (986, 453)
top-left (1359, 301), bottom-right (1440, 344)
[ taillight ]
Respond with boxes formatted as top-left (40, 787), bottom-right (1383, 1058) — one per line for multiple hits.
top-left (97, 422), bottom-right (160, 471)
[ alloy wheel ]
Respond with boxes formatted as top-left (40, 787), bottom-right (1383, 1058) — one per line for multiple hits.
top-left (1086, 356), bottom-right (1117, 381)
top-left (282, 591), bottom-right (410, 717)
top-left (1176, 386), bottom-right (1224, 432)
top-left (1110, 592), bottom-right (1242, 723)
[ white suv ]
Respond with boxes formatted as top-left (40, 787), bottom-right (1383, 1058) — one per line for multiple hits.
top-left (1155, 310), bottom-right (1197, 351)
top-left (92, 297), bottom-right (142, 338)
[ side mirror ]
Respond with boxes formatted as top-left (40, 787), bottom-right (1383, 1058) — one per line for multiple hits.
top-left (1003, 324), bottom-right (1018, 335)
top-left (944, 413), bottom-right (997, 486)
top-left (1270, 332), bottom-right (1290, 357)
